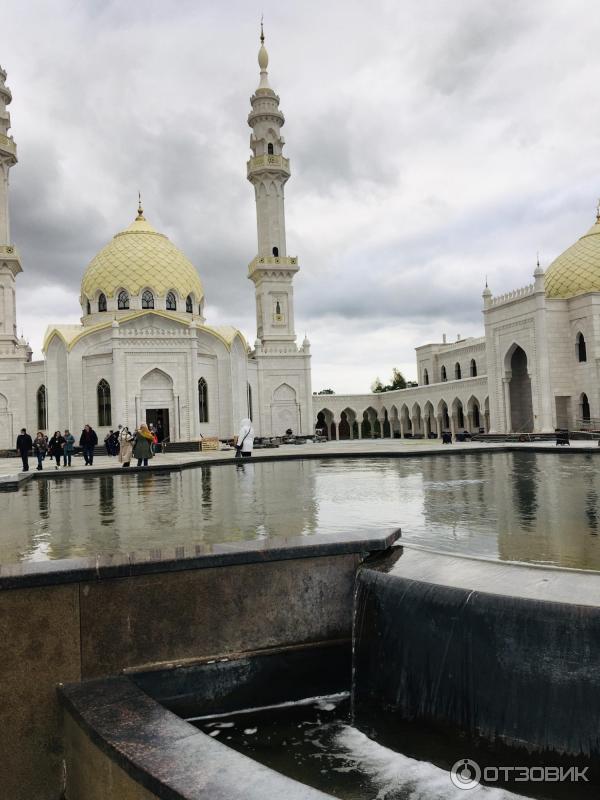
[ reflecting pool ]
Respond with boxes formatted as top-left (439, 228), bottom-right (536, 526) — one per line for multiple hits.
top-left (1, 451), bottom-right (600, 569)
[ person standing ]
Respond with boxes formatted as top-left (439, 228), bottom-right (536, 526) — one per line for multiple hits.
top-left (118, 427), bottom-right (133, 468)
top-left (79, 424), bottom-right (98, 466)
top-left (48, 431), bottom-right (65, 469)
top-left (33, 431), bottom-right (48, 470)
top-left (63, 429), bottom-right (75, 467)
top-left (16, 428), bottom-right (33, 472)
top-left (132, 423), bottom-right (154, 467)
top-left (235, 418), bottom-right (255, 459)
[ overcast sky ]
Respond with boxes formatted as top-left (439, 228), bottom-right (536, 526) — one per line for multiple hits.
top-left (3, 0), bottom-right (600, 393)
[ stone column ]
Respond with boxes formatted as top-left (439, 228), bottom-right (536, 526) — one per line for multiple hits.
top-left (503, 375), bottom-right (512, 433)
top-left (450, 414), bottom-right (457, 439)
top-left (436, 415), bottom-right (442, 438)
top-left (466, 411), bottom-right (474, 433)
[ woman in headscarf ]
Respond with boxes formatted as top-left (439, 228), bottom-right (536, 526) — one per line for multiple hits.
top-left (118, 426), bottom-right (134, 468)
top-left (235, 418), bottom-right (254, 458)
top-left (132, 423), bottom-right (154, 467)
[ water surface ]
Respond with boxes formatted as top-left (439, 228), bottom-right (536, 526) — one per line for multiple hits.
top-left (2, 452), bottom-right (600, 569)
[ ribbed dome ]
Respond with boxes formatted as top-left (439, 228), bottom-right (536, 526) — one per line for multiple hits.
top-left (81, 213), bottom-right (204, 303)
top-left (545, 217), bottom-right (600, 299)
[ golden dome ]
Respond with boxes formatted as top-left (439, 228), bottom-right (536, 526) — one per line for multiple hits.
top-left (81, 212), bottom-right (204, 303)
top-left (545, 215), bottom-right (600, 299)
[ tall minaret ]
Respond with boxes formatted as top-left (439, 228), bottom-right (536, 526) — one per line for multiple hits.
top-left (247, 25), bottom-right (299, 350)
top-left (0, 65), bottom-right (23, 346)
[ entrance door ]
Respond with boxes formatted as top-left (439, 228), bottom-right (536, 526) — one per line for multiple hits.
top-left (146, 408), bottom-right (170, 441)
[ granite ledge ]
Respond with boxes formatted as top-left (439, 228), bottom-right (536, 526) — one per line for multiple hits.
top-left (0, 528), bottom-right (401, 591)
top-left (59, 676), bottom-right (334, 800)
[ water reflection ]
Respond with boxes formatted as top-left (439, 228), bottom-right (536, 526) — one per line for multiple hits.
top-left (1, 453), bottom-right (600, 570)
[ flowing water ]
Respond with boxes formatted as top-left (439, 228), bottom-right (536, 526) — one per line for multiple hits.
top-left (189, 694), bottom-right (527, 800)
top-left (2, 451), bottom-right (600, 568)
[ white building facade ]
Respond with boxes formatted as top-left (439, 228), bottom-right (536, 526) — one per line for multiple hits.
top-left (0, 36), bottom-right (312, 449)
top-left (313, 217), bottom-right (600, 440)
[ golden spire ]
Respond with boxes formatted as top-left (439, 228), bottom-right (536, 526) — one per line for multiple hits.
top-left (136, 190), bottom-right (145, 221)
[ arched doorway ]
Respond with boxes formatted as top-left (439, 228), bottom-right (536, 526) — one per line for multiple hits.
top-left (338, 411), bottom-right (351, 440)
top-left (508, 346), bottom-right (533, 433)
top-left (140, 369), bottom-right (175, 440)
top-left (581, 393), bottom-right (591, 423)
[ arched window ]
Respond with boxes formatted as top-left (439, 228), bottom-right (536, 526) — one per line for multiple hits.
top-left (470, 358), bottom-right (477, 377)
top-left (166, 291), bottom-right (177, 311)
top-left (186, 294), bottom-right (193, 313)
top-left (577, 332), bottom-right (587, 363)
top-left (455, 362), bottom-right (461, 380)
top-left (98, 293), bottom-right (107, 312)
top-left (247, 382), bottom-right (253, 421)
top-left (86, 299), bottom-right (91, 315)
top-left (423, 369), bottom-right (429, 385)
top-left (267, 143), bottom-right (274, 155)
top-left (441, 365), bottom-right (447, 382)
top-left (117, 290), bottom-right (129, 310)
top-left (581, 393), bottom-right (591, 422)
top-left (198, 377), bottom-right (208, 423)
top-left (272, 246), bottom-right (279, 257)
top-left (97, 379), bottom-right (112, 426)
top-left (142, 290), bottom-right (154, 309)
top-left (36, 385), bottom-right (47, 430)
top-left (198, 304), bottom-right (203, 316)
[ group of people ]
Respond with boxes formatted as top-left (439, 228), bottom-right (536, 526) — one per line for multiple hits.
top-left (14, 418), bottom-right (254, 472)
top-left (15, 422), bottom-right (160, 472)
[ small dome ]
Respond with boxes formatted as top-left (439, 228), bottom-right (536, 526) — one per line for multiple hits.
top-left (545, 216), bottom-right (600, 299)
top-left (81, 213), bottom-right (204, 303)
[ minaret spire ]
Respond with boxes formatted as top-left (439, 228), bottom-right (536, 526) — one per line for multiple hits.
top-left (0, 64), bottom-right (23, 346)
top-left (247, 26), bottom-right (299, 348)
top-left (257, 19), bottom-right (271, 90)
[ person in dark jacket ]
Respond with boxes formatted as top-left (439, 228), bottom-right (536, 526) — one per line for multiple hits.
top-left (16, 428), bottom-right (33, 472)
top-left (63, 430), bottom-right (75, 466)
top-left (79, 424), bottom-right (98, 466)
top-left (132, 423), bottom-right (154, 467)
top-left (48, 431), bottom-right (66, 469)
top-left (33, 431), bottom-right (48, 470)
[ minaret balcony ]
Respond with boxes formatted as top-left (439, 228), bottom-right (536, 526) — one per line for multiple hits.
top-left (247, 154), bottom-right (290, 179)
top-left (0, 132), bottom-right (16, 158)
top-left (0, 244), bottom-right (22, 276)
top-left (248, 254), bottom-right (299, 277)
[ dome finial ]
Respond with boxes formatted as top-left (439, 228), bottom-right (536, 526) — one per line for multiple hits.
top-left (136, 191), bottom-right (145, 221)
top-left (260, 14), bottom-right (264, 45)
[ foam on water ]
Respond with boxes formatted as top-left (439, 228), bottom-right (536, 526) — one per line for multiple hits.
top-left (335, 726), bottom-right (527, 800)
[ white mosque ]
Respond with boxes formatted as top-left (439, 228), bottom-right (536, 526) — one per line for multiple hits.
top-left (0, 34), bottom-right (599, 449)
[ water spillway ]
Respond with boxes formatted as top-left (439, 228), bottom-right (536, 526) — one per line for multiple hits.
top-left (352, 545), bottom-right (600, 774)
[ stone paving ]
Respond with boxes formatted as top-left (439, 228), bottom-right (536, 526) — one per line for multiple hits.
top-left (0, 436), bottom-right (598, 483)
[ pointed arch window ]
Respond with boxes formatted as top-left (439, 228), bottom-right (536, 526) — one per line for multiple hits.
top-left (441, 365), bottom-right (447, 382)
top-left (470, 358), bottom-right (477, 377)
top-left (118, 290), bottom-right (129, 310)
top-left (423, 369), bottom-right (429, 386)
top-left (577, 332), bottom-right (587, 362)
top-left (198, 377), bottom-right (209, 423)
top-left (98, 293), bottom-right (107, 312)
top-left (166, 291), bottom-right (177, 311)
top-left (247, 382), bottom-right (253, 421)
top-left (36, 385), bottom-right (47, 430)
top-left (97, 379), bottom-right (112, 426)
top-left (142, 290), bottom-right (154, 309)
top-left (455, 362), bottom-right (461, 380)
top-left (267, 143), bottom-right (274, 155)
top-left (86, 299), bottom-right (91, 315)
top-left (186, 294), bottom-right (193, 313)
top-left (272, 246), bottom-right (279, 257)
